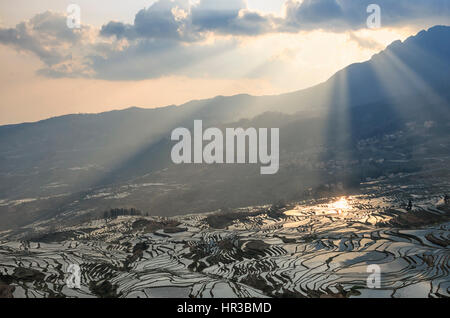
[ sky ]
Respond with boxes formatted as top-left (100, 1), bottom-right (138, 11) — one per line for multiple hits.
top-left (0, 0), bottom-right (449, 125)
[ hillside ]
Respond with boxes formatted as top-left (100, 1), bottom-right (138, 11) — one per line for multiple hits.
top-left (0, 25), bottom-right (449, 230)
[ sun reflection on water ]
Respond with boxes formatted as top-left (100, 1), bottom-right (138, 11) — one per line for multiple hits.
top-left (330, 197), bottom-right (351, 215)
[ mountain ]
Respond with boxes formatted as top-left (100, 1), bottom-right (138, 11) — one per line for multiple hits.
top-left (0, 25), bottom-right (449, 231)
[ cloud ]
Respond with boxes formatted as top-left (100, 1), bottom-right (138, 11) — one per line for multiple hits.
top-left (0, 11), bottom-right (99, 77)
top-left (101, 0), bottom-right (449, 39)
top-left (283, 0), bottom-right (450, 31)
top-left (0, 0), bottom-right (449, 80)
top-left (100, 0), bottom-right (196, 41)
top-left (100, 0), bottom-right (279, 40)
top-left (190, 0), bottom-right (277, 35)
top-left (0, 12), bottom-right (72, 66)
top-left (100, 21), bottom-right (134, 40)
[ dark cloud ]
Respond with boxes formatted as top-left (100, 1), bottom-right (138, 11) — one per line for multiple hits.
top-left (191, 0), bottom-right (247, 33)
top-left (284, 0), bottom-right (450, 31)
top-left (100, 0), bottom-right (278, 40)
top-left (1, 0), bottom-right (449, 80)
top-left (100, 21), bottom-right (134, 40)
top-left (98, 0), bottom-right (450, 40)
top-left (100, 0), bottom-right (193, 41)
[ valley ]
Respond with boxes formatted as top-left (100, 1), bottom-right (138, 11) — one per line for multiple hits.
top-left (1, 169), bottom-right (449, 298)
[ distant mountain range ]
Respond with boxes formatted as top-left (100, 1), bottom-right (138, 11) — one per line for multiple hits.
top-left (1, 25), bottom-right (449, 231)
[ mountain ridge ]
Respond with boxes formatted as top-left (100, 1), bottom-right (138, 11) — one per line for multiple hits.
top-left (0, 25), bottom-right (449, 230)
top-left (1, 25), bottom-right (448, 131)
